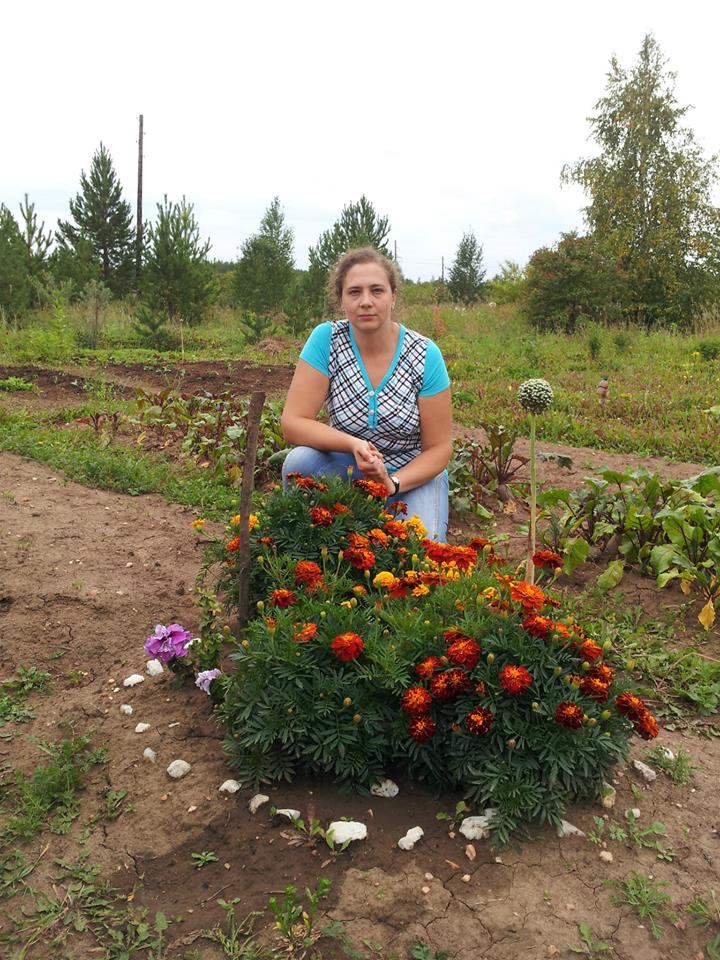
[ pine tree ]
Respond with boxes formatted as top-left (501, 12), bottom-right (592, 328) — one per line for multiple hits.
top-left (142, 196), bottom-right (217, 325)
top-left (447, 232), bottom-right (486, 304)
top-left (56, 143), bottom-right (135, 296)
top-left (0, 205), bottom-right (32, 317)
top-left (562, 34), bottom-right (720, 326)
top-left (18, 194), bottom-right (52, 281)
top-left (234, 197), bottom-right (295, 315)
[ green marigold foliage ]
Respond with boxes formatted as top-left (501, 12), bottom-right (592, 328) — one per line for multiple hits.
top-left (202, 474), bottom-right (657, 843)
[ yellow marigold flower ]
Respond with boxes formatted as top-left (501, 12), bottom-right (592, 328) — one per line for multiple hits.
top-left (191, 518), bottom-right (206, 530)
top-left (340, 600), bottom-right (353, 610)
top-left (352, 585), bottom-right (367, 595)
top-left (249, 514), bottom-right (259, 531)
top-left (373, 571), bottom-right (397, 589)
top-left (411, 584), bottom-right (430, 597)
top-left (406, 516), bottom-right (428, 538)
top-left (455, 600), bottom-right (465, 612)
top-left (482, 587), bottom-right (498, 600)
top-left (231, 515), bottom-right (241, 525)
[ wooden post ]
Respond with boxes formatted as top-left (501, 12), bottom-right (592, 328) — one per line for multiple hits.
top-left (236, 391), bottom-right (266, 633)
top-left (136, 114), bottom-right (144, 284)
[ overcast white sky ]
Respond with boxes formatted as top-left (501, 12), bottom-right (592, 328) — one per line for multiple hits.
top-left (3, 0), bottom-right (720, 280)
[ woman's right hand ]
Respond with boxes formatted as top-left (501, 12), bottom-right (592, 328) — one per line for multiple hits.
top-left (350, 438), bottom-right (383, 476)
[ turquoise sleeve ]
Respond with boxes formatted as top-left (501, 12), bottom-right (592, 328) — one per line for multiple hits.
top-left (419, 340), bottom-right (451, 396)
top-left (299, 322), bottom-right (332, 376)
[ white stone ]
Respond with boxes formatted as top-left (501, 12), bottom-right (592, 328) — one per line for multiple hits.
top-left (459, 809), bottom-right (497, 841)
top-left (326, 821), bottom-right (367, 845)
top-left (219, 779), bottom-right (241, 794)
top-left (275, 808), bottom-right (302, 821)
top-left (123, 674), bottom-right (144, 687)
top-left (557, 820), bottom-right (586, 838)
top-left (601, 783), bottom-right (617, 810)
top-left (249, 794), bottom-right (270, 814)
top-left (633, 760), bottom-right (657, 782)
top-left (461, 874), bottom-right (471, 883)
top-left (143, 747), bottom-right (157, 763)
top-left (370, 778), bottom-right (399, 798)
top-left (134, 722), bottom-right (151, 733)
top-left (657, 746), bottom-right (675, 761)
top-left (398, 826), bottom-right (424, 850)
top-left (167, 759), bottom-right (192, 779)
top-left (599, 850), bottom-right (614, 863)
top-left (120, 704), bottom-right (134, 715)
top-left (627, 808), bottom-right (641, 820)
top-left (146, 659), bottom-right (164, 677)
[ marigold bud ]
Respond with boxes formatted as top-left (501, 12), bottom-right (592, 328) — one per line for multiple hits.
top-left (602, 639), bottom-right (612, 652)
top-left (241, 639), bottom-right (250, 648)
top-left (424, 620), bottom-right (430, 626)
top-left (531, 702), bottom-right (540, 711)
top-left (554, 666), bottom-right (562, 676)
top-left (451, 723), bottom-right (461, 733)
top-left (256, 601), bottom-right (265, 611)
top-left (506, 738), bottom-right (517, 749)
top-left (353, 713), bottom-right (361, 723)
top-left (257, 555), bottom-right (265, 564)
top-left (338, 550), bottom-right (344, 561)
top-left (588, 717), bottom-right (597, 726)
top-left (343, 697), bottom-right (352, 707)
top-left (350, 597), bottom-right (357, 606)
top-left (287, 708), bottom-right (293, 715)
top-left (320, 611), bottom-right (326, 618)
top-left (487, 653), bottom-right (495, 664)
top-left (626, 658), bottom-right (636, 670)
top-left (383, 629), bottom-right (390, 636)
top-left (581, 661), bottom-right (590, 672)
top-left (223, 625), bottom-right (231, 634)
top-left (601, 710), bottom-right (612, 720)
top-left (321, 546), bottom-right (328, 558)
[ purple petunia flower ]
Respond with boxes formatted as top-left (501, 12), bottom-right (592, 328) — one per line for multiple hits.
top-left (144, 623), bottom-right (192, 663)
top-left (195, 668), bottom-right (222, 694)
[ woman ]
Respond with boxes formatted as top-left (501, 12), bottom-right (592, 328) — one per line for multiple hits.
top-left (281, 247), bottom-right (452, 540)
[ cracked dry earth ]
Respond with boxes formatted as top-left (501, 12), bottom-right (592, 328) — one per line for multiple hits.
top-left (0, 452), bottom-right (718, 960)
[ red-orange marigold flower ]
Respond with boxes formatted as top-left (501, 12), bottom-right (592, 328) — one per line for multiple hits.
top-left (475, 680), bottom-right (487, 695)
top-left (579, 677), bottom-right (610, 702)
top-left (422, 541), bottom-right (476, 571)
top-left (447, 638), bottom-right (482, 670)
top-left (310, 506), bottom-right (334, 527)
top-left (552, 622), bottom-right (571, 638)
top-left (331, 502), bottom-right (349, 514)
top-left (292, 622), bottom-right (318, 643)
top-left (446, 668), bottom-right (471, 694)
top-left (579, 639), bottom-right (603, 662)
top-left (466, 706), bottom-right (493, 735)
top-left (588, 664), bottom-right (614, 685)
top-left (368, 528), bottom-right (389, 546)
top-left (509, 581), bottom-right (546, 612)
top-left (388, 500), bottom-right (408, 516)
top-left (523, 614), bottom-right (553, 638)
top-left (288, 473), bottom-right (327, 491)
top-left (615, 691), bottom-right (646, 719)
top-left (555, 702), bottom-right (584, 729)
top-left (443, 627), bottom-right (471, 644)
top-left (499, 664), bottom-right (532, 695)
top-left (468, 536), bottom-right (491, 550)
top-left (415, 656), bottom-right (443, 679)
top-left (269, 589), bottom-right (297, 608)
top-left (408, 715), bottom-right (436, 743)
top-left (353, 478), bottom-right (389, 498)
top-left (294, 560), bottom-right (323, 587)
top-left (226, 536), bottom-right (241, 552)
top-left (384, 519), bottom-right (408, 539)
top-left (330, 632), bottom-right (364, 662)
top-left (633, 709), bottom-right (659, 740)
top-left (532, 549), bottom-right (563, 570)
top-left (343, 547), bottom-right (376, 571)
top-left (401, 686), bottom-right (433, 715)
top-left (429, 672), bottom-right (454, 701)
top-left (257, 536), bottom-right (274, 547)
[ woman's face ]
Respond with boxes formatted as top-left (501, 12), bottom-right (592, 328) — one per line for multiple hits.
top-left (341, 263), bottom-right (396, 334)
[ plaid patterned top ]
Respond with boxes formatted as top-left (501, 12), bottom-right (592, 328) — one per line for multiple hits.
top-left (300, 320), bottom-right (450, 472)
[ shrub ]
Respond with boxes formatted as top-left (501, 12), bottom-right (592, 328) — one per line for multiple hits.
top-left (697, 339), bottom-right (720, 361)
top-left (201, 474), bottom-right (658, 843)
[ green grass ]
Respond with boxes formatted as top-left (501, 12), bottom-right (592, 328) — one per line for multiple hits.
top-left (0, 413), bottom-right (240, 518)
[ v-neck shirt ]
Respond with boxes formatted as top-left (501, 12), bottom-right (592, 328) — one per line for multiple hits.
top-left (299, 320), bottom-right (450, 472)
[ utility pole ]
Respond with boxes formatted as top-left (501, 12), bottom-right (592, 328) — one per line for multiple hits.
top-left (394, 239), bottom-right (397, 260)
top-left (441, 256), bottom-right (444, 283)
top-left (135, 114), bottom-right (144, 284)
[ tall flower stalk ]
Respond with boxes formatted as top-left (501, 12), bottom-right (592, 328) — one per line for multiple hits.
top-left (517, 379), bottom-right (554, 585)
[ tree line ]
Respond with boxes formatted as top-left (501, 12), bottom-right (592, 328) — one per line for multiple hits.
top-left (2, 34), bottom-right (719, 337)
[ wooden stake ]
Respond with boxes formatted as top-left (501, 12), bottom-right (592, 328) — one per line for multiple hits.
top-left (236, 391), bottom-right (265, 634)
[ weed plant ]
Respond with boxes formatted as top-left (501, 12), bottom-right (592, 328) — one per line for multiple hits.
top-left (610, 872), bottom-right (675, 939)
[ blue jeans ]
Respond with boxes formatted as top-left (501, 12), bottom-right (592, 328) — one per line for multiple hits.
top-left (282, 446), bottom-right (449, 542)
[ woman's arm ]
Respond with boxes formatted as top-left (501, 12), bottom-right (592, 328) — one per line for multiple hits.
top-left (361, 388), bottom-right (453, 494)
top-left (280, 359), bottom-right (382, 468)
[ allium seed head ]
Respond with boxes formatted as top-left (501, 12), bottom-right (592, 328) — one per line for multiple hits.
top-left (517, 378), bottom-right (554, 414)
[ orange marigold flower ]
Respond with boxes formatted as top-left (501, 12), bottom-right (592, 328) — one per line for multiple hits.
top-left (443, 628), bottom-right (471, 644)
top-left (343, 547), bottom-right (376, 571)
top-left (352, 585), bottom-right (367, 596)
top-left (466, 706), bottom-right (493, 735)
top-left (509, 580), bottom-right (546, 611)
top-left (474, 680), bottom-right (487, 695)
top-left (615, 691), bottom-right (646, 719)
top-left (523, 614), bottom-right (553, 638)
top-left (387, 500), bottom-right (408, 516)
top-left (544, 596), bottom-right (562, 608)
top-left (388, 580), bottom-right (409, 599)
top-left (555, 702), bottom-right (584, 729)
top-left (331, 501), bottom-right (349, 514)
top-left (310, 506), bottom-right (334, 527)
top-left (579, 639), bottom-right (603, 662)
top-left (401, 686), bottom-right (433, 715)
top-left (579, 677), bottom-right (610, 702)
top-left (257, 535), bottom-right (274, 547)
top-left (446, 668), bottom-right (471, 694)
top-left (265, 617), bottom-right (276, 632)
top-left (633, 709), bottom-right (659, 740)
top-left (269, 589), bottom-right (297, 608)
top-left (532, 549), bottom-right (563, 570)
top-left (499, 664), bottom-right (532, 695)
top-left (294, 560), bottom-right (323, 588)
top-left (412, 583), bottom-right (430, 597)
top-left (347, 532), bottom-right (370, 547)
top-left (552, 622), bottom-right (571, 638)
top-left (408, 715), bottom-right (436, 743)
top-left (468, 536), bottom-right (491, 550)
top-left (422, 541), bottom-right (476, 571)
top-left (588, 664), bottom-right (614, 685)
top-left (353, 478), bottom-right (389, 498)
top-left (415, 656), bottom-right (443, 679)
top-left (447, 638), bottom-right (482, 670)
top-left (368, 528), bottom-right (389, 546)
top-left (288, 474), bottom-right (327, 491)
top-left (330, 632), bottom-right (364, 661)
top-left (373, 571), bottom-right (398, 589)
top-left (292, 622), bottom-right (318, 643)
top-left (384, 519), bottom-right (409, 539)
top-left (191, 518), bottom-right (206, 530)
top-left (226, 536), bottom-right (241, 552)
top-left (429, 672), bottom-right (454, 701)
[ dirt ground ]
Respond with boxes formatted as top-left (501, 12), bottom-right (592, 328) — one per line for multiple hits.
top-left (0, 362), bottom-right (719, 959)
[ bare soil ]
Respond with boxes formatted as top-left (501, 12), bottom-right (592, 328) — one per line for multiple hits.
top-left (0, 361), bottom-right (718, 959)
